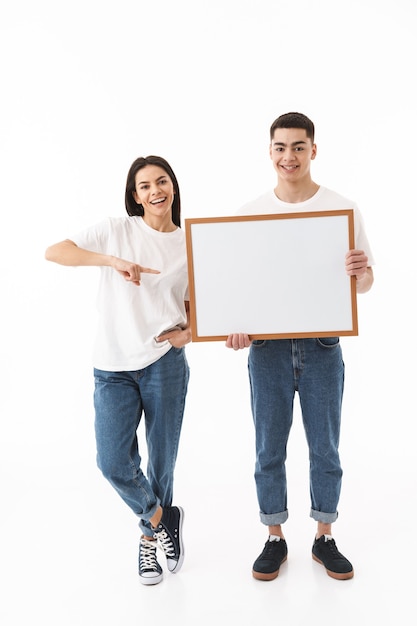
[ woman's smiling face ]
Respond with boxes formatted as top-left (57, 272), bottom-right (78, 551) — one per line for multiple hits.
top-left (133, 165), bottom-right (175, 229)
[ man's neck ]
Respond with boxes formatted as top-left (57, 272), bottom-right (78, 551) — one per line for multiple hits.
top-left (274, 180), bottom-right (320, 203)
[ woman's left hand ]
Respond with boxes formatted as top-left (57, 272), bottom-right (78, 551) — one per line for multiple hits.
top-left (155, 327), bottom-right (192, 348)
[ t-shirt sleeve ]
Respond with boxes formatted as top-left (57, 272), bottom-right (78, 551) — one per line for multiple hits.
top-left (70, 218), bottom-right (111, 254)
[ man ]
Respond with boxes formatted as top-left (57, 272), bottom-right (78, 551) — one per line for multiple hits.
top-left (226, 112), bottom-right (374, 581)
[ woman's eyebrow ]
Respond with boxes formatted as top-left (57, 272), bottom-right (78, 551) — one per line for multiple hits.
top-left (137, 175), bottom-right (167, 185)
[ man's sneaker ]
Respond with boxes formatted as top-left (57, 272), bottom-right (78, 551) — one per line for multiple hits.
top-left (153, 505), bottom-right (184, 573)
top-left (138, 537), bottom-right (163, 585)
top-left (312, 535), bottom-right (354, 580)
top-left (252, 536), bottom-right (288, 580)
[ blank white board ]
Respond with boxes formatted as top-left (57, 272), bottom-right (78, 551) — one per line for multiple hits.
top-left (185, 210), bottom-right (357, 341)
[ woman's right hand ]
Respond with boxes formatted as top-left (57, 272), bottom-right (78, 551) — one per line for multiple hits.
top-left (111, 257), bottom-right (160, 286)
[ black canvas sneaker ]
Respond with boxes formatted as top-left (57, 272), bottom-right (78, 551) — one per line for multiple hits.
top-left (312, 535), bottom-right (354, 580)
top-left (138, 537), bottom-right (163, 585)
top-left (153, 505), bottom-right (184, 573)
top-left (252, 536), bottom-right (288, 580)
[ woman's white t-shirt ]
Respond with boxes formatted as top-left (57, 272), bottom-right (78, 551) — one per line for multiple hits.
top-left (71, 216), bottom-right (189, 372)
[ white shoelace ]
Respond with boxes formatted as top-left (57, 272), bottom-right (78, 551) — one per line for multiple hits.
top-left (139, 539), bottom-right (158, 569)
top-left (154, 528), bottom-right (175, 557)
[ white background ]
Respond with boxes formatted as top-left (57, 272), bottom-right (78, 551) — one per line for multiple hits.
top-left (1, 1), bottom-right (415, 625)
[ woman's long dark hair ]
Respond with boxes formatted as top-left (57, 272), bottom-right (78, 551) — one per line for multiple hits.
top-left (124, 155), bottom-right (181, 227)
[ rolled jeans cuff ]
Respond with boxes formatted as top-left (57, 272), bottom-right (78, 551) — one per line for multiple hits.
top-left (260, 509), bottom-right (289, 526)
top-left (139, 498), bottom-right (161, 535)
top-left (310, 508), bottom-right (338, 524)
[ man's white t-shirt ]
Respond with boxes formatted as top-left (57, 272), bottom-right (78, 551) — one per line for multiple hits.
top-left (71, 216), bottom-right (189, 372)
top-left (239, 186), bottom-right (375, 265)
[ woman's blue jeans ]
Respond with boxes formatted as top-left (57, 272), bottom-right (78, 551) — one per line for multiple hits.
top-left (93, 347), bottom-right (189, 536)
top-left (248, 338), bottom-right (344, 526)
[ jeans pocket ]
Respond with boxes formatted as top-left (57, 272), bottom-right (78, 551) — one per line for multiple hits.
top-left (252, 339), bottom-right (266, 347)
top-left (316, 336), bottom-right (340, 348)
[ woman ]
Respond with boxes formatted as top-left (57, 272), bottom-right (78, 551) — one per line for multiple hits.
top-left (45, 155), bottom-right (191, 585)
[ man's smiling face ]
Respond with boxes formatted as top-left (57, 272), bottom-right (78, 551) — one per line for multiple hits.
top-left (269, 127), bottom-right (317, 182)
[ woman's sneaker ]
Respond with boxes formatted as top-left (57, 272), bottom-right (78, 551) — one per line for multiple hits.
top-left (312, 535), bottom-right (354, 580)
top-left (153, 506), bottom-right (184, 573)
top-left (138, 537), bottom-right (163, 585)
top-left (252, 536), bottom-right (288, 580)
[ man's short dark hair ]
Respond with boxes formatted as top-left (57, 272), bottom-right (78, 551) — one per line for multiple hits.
top-left (270, 112), bottom-right (315, 142)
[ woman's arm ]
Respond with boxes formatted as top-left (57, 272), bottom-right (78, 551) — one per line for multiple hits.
top-left (45, 239), bottom-right (113, 267)
top-left (45, 239), bottom-right (160, 286)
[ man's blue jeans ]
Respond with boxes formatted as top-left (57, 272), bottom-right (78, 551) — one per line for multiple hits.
top-left (248, 338), bottom-right (344, 526)
top-left (93, 347), bottom-right (189, 536)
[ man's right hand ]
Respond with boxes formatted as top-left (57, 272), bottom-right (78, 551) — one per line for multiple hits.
top-left (225, 333), bottom-right (252, 350)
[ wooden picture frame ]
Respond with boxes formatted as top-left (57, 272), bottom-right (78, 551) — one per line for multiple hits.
top-left (185, 209), bottom-right (358, 342)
